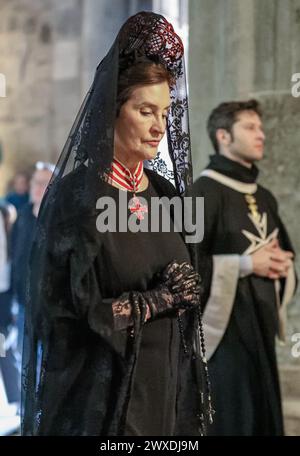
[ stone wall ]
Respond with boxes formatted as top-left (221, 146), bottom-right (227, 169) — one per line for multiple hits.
top-left (260, 92), bottom-right (300, 362)
top-left (0, 0), bottom-right (54, 192)
top-left (189, 0), bottom-right (300, 174)
top-left (0, 0), bottom-right (131, 194)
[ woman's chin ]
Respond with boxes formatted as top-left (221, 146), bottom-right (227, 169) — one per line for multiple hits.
top-left (144, 149), bottom-right (159, 161)
top-left (129, 147), bottom-right (159, 163)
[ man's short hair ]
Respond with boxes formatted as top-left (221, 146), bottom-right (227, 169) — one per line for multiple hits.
top-left (207, 99), bottom-right (262, 153)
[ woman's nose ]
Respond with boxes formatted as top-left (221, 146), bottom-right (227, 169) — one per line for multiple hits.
top-left (152, 116), bottom-right (166, 134)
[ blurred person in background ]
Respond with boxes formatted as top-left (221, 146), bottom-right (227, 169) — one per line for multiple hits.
top-left (0, 165), bottom-right (20, 419)
top-left (11, 162), bottom-right (54, 358)
top-left (5, 172), bottom-right (30, 213)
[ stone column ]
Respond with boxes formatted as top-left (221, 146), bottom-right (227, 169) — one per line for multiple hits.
top-left (51, 0), bottom-right (83, 162)
top-left (80, 0), bottom-right (129, 95)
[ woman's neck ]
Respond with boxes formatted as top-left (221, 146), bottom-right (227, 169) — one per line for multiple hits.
top-left (114, 154), bottom-right (141, 174)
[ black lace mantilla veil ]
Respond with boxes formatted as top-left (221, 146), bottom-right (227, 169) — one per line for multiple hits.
top-left (22, 11), bottom-right (212, 436)
top-left (43, 11), bottom-right (192, 195)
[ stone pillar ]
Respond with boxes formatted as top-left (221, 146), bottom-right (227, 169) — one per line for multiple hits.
top-left (80, 0), bottom-right (129, 95)
top-left (51, 0), bottom-right (83, 162)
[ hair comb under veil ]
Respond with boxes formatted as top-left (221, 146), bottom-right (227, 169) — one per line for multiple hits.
top-left (21, 11), bottom-right (213, 436)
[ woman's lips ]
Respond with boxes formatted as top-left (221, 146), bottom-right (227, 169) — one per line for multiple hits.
top-left (145, 141), bottom-right (160, 147)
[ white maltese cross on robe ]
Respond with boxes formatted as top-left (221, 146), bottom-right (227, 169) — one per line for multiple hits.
top-left (242, 211), bottom-right (278, 255)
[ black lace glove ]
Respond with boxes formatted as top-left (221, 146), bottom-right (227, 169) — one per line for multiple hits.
top-left (112, 284), bottom-right (174, 331)
top-left (112, 260), bottom-right (201, 331)
top-left (160, 260), bottom-right (201, 310)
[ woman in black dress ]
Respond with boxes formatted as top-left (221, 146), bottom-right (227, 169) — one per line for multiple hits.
top-left (22, 12), bottom-right (213, 436)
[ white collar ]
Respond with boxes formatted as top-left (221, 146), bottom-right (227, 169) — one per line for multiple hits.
top-left (200, 169), bottom-right (257, 194)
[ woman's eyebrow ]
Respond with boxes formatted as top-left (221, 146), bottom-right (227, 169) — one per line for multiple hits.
top-left (137, 102), bottom-right (171, 109)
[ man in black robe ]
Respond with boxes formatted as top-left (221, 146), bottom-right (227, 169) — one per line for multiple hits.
top-left (192, 99), bottom-right (297, 435)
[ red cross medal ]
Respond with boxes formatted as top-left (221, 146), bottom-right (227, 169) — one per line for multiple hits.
top-left (129, 196), bottom-right (148, 221)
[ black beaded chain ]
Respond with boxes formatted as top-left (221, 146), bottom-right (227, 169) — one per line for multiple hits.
top-left (177, 305), bottom-right (215, 432)
top-left (176, 312), bottom-right (188, 354)
top-left (196, 307), bottom-right (215, 425)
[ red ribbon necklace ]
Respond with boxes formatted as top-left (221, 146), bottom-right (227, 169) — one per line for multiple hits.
top-left (106, 158), bottom-right (148, 220)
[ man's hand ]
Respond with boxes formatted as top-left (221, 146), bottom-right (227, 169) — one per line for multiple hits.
top-left (251, 238), bottom-right (293, 279)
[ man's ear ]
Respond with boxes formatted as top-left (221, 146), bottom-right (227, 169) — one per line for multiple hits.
top-left (216, 128), bottom-right (231, 147)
